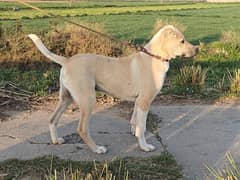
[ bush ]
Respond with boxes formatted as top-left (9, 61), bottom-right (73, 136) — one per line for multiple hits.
top-left (0, 21), bottom-right (132, 69)
top-left (51, 23), bottom-right (132, 57)
top-left (196, 30), bottom-right (240, 62)
top-left (205, 153), bottom-right (240, 180)
top-left (221, 30), bottom-right (240, 45)
top-left (190, 30), bottom-right (240, 98)
top-left (228, 69), bottom-right (240, 95)
top-left (46, 161), bottom-right (129, 180)
top-left (173, 65), bottom-right (208, 95)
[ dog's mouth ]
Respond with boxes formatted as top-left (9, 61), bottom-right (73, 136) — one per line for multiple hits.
top-left (181, 53), bottom-right (195, 58)
top-left (181, 50), bottom-right (199, 58)
top-left (175, 53), bottom-right (187, 58)
top-left (180, 46), bottom-right (199, 58)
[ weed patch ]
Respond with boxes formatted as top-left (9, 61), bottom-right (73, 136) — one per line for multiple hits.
top-left (221, 30), bottom-right (240, 45)
top-left (0, 21), bottom-right (131, 68)
top-left (205, 153), bottom-right (240, 180)
top-left (173, 65), bottom-right (208, 96)
top-left (0, 152), bottom-right (182, 180)
top-left (147, 111), bottom-right (161, 133)
top-left (228, 69), bottom-right (240, 95)
top-left (165, 29), bottom-right (240, 99)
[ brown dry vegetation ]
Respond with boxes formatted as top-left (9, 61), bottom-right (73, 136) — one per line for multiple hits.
top-left (0, 21), bottom-right (132, 69)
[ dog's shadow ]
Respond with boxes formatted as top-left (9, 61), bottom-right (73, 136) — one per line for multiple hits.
top-left (0, 101), bottom-right (163, 162)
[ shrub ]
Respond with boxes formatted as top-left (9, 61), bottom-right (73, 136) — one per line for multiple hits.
top-left (0, 21), bottom-right (132, 69)
top-left (205, 153), bottom-right (240, 180)
top-left (173, 65), bottom-right (208, 95)
top-left (46, 161), bottom-right (129, 180)
top-left (196, 30), bottom-right (240, 61)
top-left (50, 23), bottom-right (132, 57)
top-left (221, 30), bottom-right (240, 45)
top-left (228, 69), bottom-right (240, 95)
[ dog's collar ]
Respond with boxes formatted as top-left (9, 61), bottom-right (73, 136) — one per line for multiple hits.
top-left (138, 46), bottom-right (169, 62)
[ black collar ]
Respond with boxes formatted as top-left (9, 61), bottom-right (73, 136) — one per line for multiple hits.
top-left (138, 46), bottom-right (169, 62)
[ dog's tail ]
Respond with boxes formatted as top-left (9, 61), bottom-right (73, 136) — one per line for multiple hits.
top-left (28, 34), bottom-right (66, 66)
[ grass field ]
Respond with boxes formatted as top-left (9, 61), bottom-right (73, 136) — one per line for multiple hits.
top-left (1, 2), bottom-right (240, 43)
top-left (1, 1), bottom-right (240, 99)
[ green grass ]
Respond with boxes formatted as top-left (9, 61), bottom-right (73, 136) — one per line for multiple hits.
top-left (0, 67), bottom-right (60, 96)
top-left (1, 5), bottom-right (240, 43)
top-left (0, 152), bottom-right (182, 180)
top-left (166, 39), bottom-right (240, 99)
top-left (1, 2), bottom-right (240, 98)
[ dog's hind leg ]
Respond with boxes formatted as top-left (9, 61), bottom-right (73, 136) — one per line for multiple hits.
top-left (78, 97), bottom-right (107, 154)
top-left (49, 84), bottom-right (72, 144)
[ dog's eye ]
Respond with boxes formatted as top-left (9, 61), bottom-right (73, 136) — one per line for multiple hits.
top-left (181, 39), bottom-right (185, 44)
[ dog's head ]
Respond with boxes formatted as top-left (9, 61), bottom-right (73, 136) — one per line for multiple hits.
top-left (146, 25), bottom-right (198, 60)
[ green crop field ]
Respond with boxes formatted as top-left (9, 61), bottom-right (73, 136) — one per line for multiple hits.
top-left (1, 2), bottom-right (240, 43)
top-left (1, 2), bottom-right (238, 19)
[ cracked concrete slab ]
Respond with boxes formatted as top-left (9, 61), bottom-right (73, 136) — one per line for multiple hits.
top-left (151, 104), bottom-right (240, 179)
top-left (0, 109), bottom-right (162, 162)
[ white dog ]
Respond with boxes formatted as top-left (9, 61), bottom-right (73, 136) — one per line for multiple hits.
top-left (29, 25), bottom-right (198, 154)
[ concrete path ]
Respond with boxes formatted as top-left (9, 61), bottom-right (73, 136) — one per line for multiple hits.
top-left (1, 104), bottom-right (240, 179)
top-left (151, 104), bottom-right (240, 179)
top-left (0, 108), bottom-right (162, 161)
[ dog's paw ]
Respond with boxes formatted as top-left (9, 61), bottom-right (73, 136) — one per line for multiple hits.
top-left (52, 137), bottom-right (65, 145)
top-left (140, 144), bottom-right (156, 152)
top-left (57, 137), bottom-right (65, 144)
top-left (95, 145), bottom-right (107, 154)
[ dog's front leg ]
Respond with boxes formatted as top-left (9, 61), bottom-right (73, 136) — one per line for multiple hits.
top-left (135, 107), bottom-right (156, 152)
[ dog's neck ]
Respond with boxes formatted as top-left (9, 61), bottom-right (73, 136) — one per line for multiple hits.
top-left (144, 41), bottom-right (171, 61)
top-left (142, 46), bottom-right (170, 62)
top-left (136, 51), bottom-right (170, 74)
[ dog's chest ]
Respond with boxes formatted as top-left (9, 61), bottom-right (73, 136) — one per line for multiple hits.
top-left (153, 62), bottom-right (169, 91)
top-left (164, 62), bottom-right (169, 73)
top-left (154, 71), bottom-right (166, 93)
